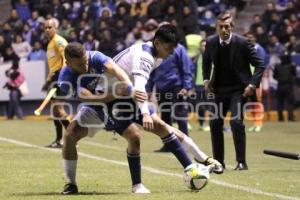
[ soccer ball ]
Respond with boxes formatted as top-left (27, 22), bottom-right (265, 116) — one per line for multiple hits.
top-left (183, 163), bottom-right (210, 191)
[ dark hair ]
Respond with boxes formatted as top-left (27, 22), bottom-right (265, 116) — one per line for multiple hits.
top-left (65, 42), bottom-right (85, 58)
top-left (153, 24), bottom-right (179, 45)
top-left (217, 11), bottom-right (234, 27)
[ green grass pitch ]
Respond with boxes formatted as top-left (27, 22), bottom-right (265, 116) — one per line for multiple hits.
top-left (0, 120), bottom-right (299, 200)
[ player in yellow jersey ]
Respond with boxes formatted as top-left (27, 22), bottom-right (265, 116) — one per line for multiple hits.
top-left (42, 18), bottom-right (70, 148)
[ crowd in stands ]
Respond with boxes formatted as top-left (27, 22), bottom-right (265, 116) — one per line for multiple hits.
top-left (0, 0), bottom-right (246, 60)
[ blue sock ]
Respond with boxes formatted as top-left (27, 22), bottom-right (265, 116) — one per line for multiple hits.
top-left (162, 133), bottom-right (192, 168)
top-left (127, 151), bottom-right (141, 185)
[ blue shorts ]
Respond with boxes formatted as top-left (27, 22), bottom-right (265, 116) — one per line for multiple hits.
top-left (74, 98), bottom-right (154, 136)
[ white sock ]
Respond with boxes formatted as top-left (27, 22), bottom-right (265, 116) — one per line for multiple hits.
top-left (181, 135), bottom-right (208, 162)
top-left (62, 159), bottom-right (77, 185)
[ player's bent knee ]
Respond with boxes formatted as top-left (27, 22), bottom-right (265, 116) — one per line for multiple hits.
top-left (65, 121), bottom-right (86, 142)
top-left (122, 124), bottom-right (141, 142)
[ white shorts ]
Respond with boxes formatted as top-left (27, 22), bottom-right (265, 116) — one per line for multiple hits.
top-left (73, 106), bottom-right (106, 137)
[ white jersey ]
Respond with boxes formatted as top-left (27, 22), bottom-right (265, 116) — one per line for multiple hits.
top-left (113, 41), bottom-right (162, 80)
top-left (105, 42), bottom-right (162, 114)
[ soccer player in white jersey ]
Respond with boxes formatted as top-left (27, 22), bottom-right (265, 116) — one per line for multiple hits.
top-left (108, 24), bottom-right (223, 173)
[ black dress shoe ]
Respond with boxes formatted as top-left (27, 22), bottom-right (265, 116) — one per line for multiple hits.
top-left (154, 145), bottom-right (170, 153)
top-left (234, 162), bottom-right (248, 170)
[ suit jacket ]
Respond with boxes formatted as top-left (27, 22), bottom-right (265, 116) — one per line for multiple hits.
top-left (202, 33), bottom-right (265, 89)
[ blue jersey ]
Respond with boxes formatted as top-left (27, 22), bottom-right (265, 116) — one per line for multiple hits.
top-left (57, 51), bottom-right (110, 96)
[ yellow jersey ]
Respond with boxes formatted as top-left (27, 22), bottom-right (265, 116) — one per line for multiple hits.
top-left (46, 34), bottom-right (68, 81)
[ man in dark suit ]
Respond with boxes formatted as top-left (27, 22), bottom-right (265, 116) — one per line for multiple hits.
top-left (202, 11), bottom-right (265, 170)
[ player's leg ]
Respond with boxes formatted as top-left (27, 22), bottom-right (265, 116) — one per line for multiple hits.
top-left (61, 106), bottom-right (100, 195)
top-left (45, 101), bottom-right (64, 148)
top-left (47, 102), bottom-right (71, 148)
top-left (154, 91), bottom-right (172, 152)
top-left (61, 120), bottom-right (87, 195)
top-left (53, 102), bottom-right (71, 129)
top-left (144, 116), bottom-right (192, 169)
top-left (121, 124), bottom-right (150, 193)
top-left (151, 114), bottom-right (223, 174)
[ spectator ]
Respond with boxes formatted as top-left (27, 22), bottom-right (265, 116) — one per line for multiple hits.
top-left (249, 14), bottom-right (265, 34)
top-left (285, 13), bottom-right (299, 31)
top-left (262, 2), bottom-right (278, 28)
top-left (11, 34), bottom-right (32, 59)
top-left (3, 58), bottom-right (25, 120)
top-left (30, 20), bottom-right (47, 48)
top-left (130, 1), bottom-right (148, 24)
top-left (27, 41), bottom-right (46, 61)
top-left (147, 0), bottom-right (163, 22)
top-left (3, 47), bottom-right (19, 62)
top-left (178, 0), bottom-right (199, 17)
top-left (22, 23), bottom-right (32, 45)
top-left (32, 0), bottom-right (51, 16)
top-left (27, 10), bottom-right (41, 33)
top-left (267, 13), bottom-right (284, 38)
top-left (15, 0), bottom-right (31, 21)
top-left (273, 53), bottom-right (297, 121)
top-left (98, 29), bottom-right (117, 57)
top-left (170, 19), bottom-right (186, 46)
top-left (254, 25), bottom-right (268, 49)
top-left (164, 5), bottom-right (178, 22)
top-left (199, 10), bottom-right (216, 35)
top-left (83, 32), bottom-right (99, 51)
top-left (115, 0), bottom-right (131, 15)
top-left (125, 27), bottom-right (143, 47)
top-left (97, 7), bottom-right (113, 26)
top-left (6, 9), bottom-right (23, 32)
top-left (76, 20), bottom-right (91, 42)
top-left (181, 6), bottom-right (199, 35)
top-left (113, 4), bottom-right (134, 30)
top-left (282, 1), bottom-right (297, 20)
top-left (78, 0), bottom-right (94, 21)
top-left (130, 0), bottom-right (148, 20)
top-left (1, 23), bottom-right (14, 45)
top-left (67, 30), bottom-right (78, 42)
top-left (112, 19), bottom-right (129, 42)
top-left (65, 0), bottom-right (82, 24)
top-left (280, 25), bottom-right (296, 44)
top-left (267, 35), bottom-right (285, 65)
top-left (51, 0), bottom-right (65, 21)
top-left (285, 35), bottom-right (300, 54)
top-left (94, 20), bottom-right (110, 40)
top-left (141, 19), bottom-right (158, 42)
top-left (58, 18), bottom-right (74, 39)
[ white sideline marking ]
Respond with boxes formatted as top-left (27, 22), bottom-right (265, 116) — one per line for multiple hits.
top-left (0, 136), bottom-right (299, 200)
top-left (83, 140), bottom-right (235, 169)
